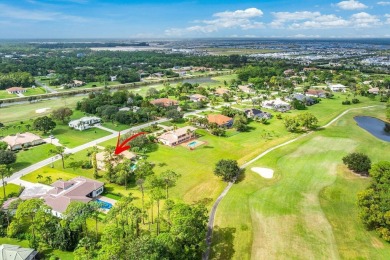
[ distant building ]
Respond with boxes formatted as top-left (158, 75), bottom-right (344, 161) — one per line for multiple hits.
top-left (150, 98), bottom-right (178, 107)
top-left (110, 75), bottom-right (117, 81)
top-left (42, 177), bottom-right (104, 218)
top-left (244, 109), bottom-right (272, 120)
top-left (214, 88), bottom-right (230, 96)
top-left (238, 84), bottom-right (255, 94)
top-left (189, 94), bottom-right (207, 102)
top-left (73, 80), bottom-right (85, 87)
top-left (1, 133), bottom-right (45, 151)
top-left (290, 93), bottom-right (316, 106)
top-left (262, 99), bottom-right (291, 112)
top-left (306, 89), bottom-right (327, 98)
top-left (68, 117), bottom-right (101, 131)
top-left (158, 126), bottom-right (197, 146)
top-left (368, 87), bottom-right (379, 95)
top-left (283, 69), bottom-right (295, 76)
top-left (0, 244), bottom-right (38, 260)
top-left (6, 87), bottom-right (27, 94)
top-left (207, 114), bottom-right (233, 128)
top-left (329, 84), bottom-right (347, 92)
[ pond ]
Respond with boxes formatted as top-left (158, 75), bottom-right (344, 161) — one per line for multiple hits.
top-left (354, 116), bottom-right (390, 142)
top-left (183, 77), bottom-right (217, 85)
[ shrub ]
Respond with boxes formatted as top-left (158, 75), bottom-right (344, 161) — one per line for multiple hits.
top-left (352, 98), bottom-right (360, 104)
top-left (342, 152), bottom-right (371, 175)
top-left (342, 100), bottom-right (351, 105)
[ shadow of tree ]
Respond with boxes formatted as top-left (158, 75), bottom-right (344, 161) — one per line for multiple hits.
top-left (210, 226), bottom-right (236, 260)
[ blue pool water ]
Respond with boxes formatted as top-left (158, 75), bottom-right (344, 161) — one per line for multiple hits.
top-left (188, 141), bottom-right (197, 146)
top-left (96, 199), bottom-right (113, 210)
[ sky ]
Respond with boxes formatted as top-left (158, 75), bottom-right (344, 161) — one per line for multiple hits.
top-left (0, 0), bottom-right (389, 39)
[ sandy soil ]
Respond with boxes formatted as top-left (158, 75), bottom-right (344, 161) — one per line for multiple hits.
top-left (251, 167), bottom-right (274, 179)
top-left (35, 107), bottom-right (50, 113)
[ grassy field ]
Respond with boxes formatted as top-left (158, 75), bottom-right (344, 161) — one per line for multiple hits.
top-left (0, 96), bottom-right (84, 124)
top-left (11, 143), bottom-right (56, 173)
top-left (211, 106), bottom-right (390, 259)
top-left (48, 124), bottom-right (110, 148)
top-left (0, 184), bottom-right (21, 199)
top-left (0, 237), bottom-right (73, 259)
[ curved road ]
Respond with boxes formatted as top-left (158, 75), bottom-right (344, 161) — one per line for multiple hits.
top-left (202, 105), bottom-right (382, 260)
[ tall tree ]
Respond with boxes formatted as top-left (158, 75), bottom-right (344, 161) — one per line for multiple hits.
top-left (49, 146), bottom-right (69, 169)
top-left (214, 159), bottom-right (241, 182)
top-left (51, 107), bottom-right (73, 124)
top-left (33, 116), bottom-right (56, 134)
top-left (160, 170), bottom-right (181, 199)
top-left (0, 165), bottom-right (12, 199)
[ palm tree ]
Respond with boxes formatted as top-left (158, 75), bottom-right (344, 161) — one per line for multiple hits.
top-left (0, 165), bottom-right (12, 199)
top-left (45, 175), bottom-right (52, 184)
top-left (136, 178), bottom-right (146, 224)
top-left (49, 146), bottom-right (69, 169)
top-left (37, 174), bottom-right (43, 183)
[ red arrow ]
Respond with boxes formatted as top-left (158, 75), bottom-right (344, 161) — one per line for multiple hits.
top-left (114, 131), bottom-right (146, 155)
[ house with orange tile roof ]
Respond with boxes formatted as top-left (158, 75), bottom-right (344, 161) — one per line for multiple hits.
top-left (1, 132), bottom-right (45, 151)
top-left (6, 87), bottom-right (27, 94)
top-left (150, 98), bottom-right (178, 107)
top-left (207, 114), bottom-right (233, 128)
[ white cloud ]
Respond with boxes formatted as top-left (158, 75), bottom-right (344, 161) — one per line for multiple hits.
top-left (270, 11), bottom-right (321, 28)
top-left (0, 4), bottom-right (88, 22)
top-left (165, 8), bottom-right (264, 36)
top-left (385, 14), bottom-right (390, 24)
top-left (270, 10), bottom-right (382, 29)
top-left (350, 12), bottom-right (381, 27)
top-left (336, 0), bottom-right (368, 10)
top-left (377, 1), bottom-right (390, 5)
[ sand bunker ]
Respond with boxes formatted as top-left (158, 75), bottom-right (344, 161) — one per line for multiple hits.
top-left (251, 167), bottom-right (274, 179)
top-left (35, 107), bottom-right (50, 114)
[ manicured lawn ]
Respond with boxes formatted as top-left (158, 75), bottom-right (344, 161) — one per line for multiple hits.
top-left (0, 184), bottom-right (22, 199)
top-left (11, 143), bottom-right (57, 173)
top-left (0, 95), bottom-right (84, 124)
top-left (0, 90), bottom-right (13, 99)
top-left (211, 106), bottom-right (390, 259)
top-left (0, 237), bottom-right (74, 259)
top-left (23, 87), bottom-right (46, 96)
top-left (48, 124), bottom-right (110, 148)
top-left (101, 121), bottom-right (129, 131)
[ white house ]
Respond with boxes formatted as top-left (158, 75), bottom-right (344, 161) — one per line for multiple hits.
top-left (158, 126), bottom-right (197, 146)
top-left (6, 87), bottom-right (27, 94)
top-left (262, 99), bottom-right (291, 112)
top-left (329, 84), bottom-right (348, 92)
top-left (68, 117), bottom-right (101, 131)
top-left (110, 75), bottom-right (117, 81)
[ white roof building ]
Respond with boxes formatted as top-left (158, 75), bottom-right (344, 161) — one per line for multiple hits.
top-left (68, 117), bottom-right (101, 131)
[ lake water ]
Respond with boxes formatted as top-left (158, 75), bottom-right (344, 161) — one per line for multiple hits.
top-left (354, 116), bottom-right (390, 142)
top-left (183, 77), bottom-right (217, 85)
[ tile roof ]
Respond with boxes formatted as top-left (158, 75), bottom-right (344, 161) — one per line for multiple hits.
top-left (1, 133), bottom-right (43, 147)
top-left (207, 114), bottom-right (233, 126)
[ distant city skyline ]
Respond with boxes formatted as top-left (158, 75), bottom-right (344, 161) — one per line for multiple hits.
top-left (0, 0), bottom-right (389, 39)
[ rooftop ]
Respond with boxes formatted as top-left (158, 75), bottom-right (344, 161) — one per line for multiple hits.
top-left (207, 114), bottom-right (233, 126)
top-left (1, 132), bottom-right (43, 147)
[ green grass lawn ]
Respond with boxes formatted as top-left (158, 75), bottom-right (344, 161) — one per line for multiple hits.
top-left (211, 106), bottom-right (390, 259)
top-left (48, 124), bottom-right (110, 148)
top-left (23, 87), bottom-right (46, 96)
top-left (101, 121), bottom-right (129, 131)
top-left (11, 143), bottom-right (57, 173)
top-left (0, 95), bottom-right (84, 124)
top-left (0, 90), bottom-right (13, 99)
top-left (0, 184), bottom-right (22, 199)
top-left (0, 237), bottom-right (74, 259)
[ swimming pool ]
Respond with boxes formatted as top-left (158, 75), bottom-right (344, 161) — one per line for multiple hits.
top-left (96, 199), bottom-right (113, 210)
top-left (188, 141), bottom-right (198, 146)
